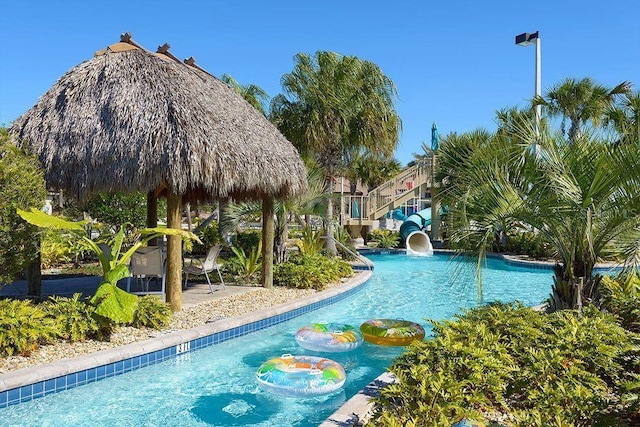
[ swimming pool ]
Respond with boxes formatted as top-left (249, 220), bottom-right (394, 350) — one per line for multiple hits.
top-left (0, 253), bottom-right (553, 426)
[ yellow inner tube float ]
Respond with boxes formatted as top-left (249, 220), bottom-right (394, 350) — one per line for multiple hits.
top-left (360, 319), bottom-right (425, 346)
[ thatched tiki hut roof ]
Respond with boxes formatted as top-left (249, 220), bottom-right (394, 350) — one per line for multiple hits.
top-left (10, 33), bottom-right (307, 311)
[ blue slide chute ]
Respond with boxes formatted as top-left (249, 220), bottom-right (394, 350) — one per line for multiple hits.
top-left (396, 209), bottom-right (434, 256)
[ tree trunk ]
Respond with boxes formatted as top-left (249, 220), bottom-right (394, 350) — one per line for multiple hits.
top-left (274, 214), bottom-right (289, 264)
top-left (261, 197), bottom-right (275, 288)
top-left (185, 203), bottom-right (193, 232)
top-left (166, 190), bottom-right (182, 311)
top-left (146, 191), bottom-right (158, 246)
top-left (324, 190), bottom-right (337, 256)
top-left (218, 198), bottom-right (230, 243)
top-left (26, 245), bottom-right (42, 297)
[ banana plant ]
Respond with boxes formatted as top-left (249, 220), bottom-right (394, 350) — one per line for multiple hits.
top-left (18, 208), bottom-right (198, 323)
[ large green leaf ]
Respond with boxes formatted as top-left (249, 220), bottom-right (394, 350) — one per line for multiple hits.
top-left (89, 282), bottom-right (138, 324)
top-left (17, 208), bottom-right (88, 231)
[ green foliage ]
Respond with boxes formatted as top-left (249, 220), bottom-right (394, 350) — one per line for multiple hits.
top-left (191, 220), bottom-right (222, 255)
top-left (228, 244), bottom-right (262, 284)
top-left (44, 293), bottom-right (101, 342)
top-left (89, 282), bottom-right (139, 324)
top-left (0, 299), bottom-right (58, 356)
top-left (0, 128), bottom-right (47, 284)
top-left (369, 229), bottom-right (400, 249)
top-left (296, 225), bottom-right (324, 256)
top-left (85, 192), bottom-right (149, 229)
top-left (234, 229), bottom-right (261, 255)
top-left (369, 303), bottom-right (639, 426)
top-left (274, 253), bottom-right (353, 290)
top-left (504, 231), bottom-right (553, 259)
top-left (601, 274), bottom-right (640, 333)
top-left (131, 296), bottom-right (172, 329)
top-left (40, 229), bottom-right (79, 268)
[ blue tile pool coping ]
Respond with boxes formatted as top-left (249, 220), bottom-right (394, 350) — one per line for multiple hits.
top-left (0, 270), bottom-right (372, 408)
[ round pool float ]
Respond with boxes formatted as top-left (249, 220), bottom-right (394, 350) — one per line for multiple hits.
top-left (256, 354), bottom-right (346, 397)
top-left (295, 322), bottom-right (364, 352)
top-left (360, 319), bottom-right (425, 346)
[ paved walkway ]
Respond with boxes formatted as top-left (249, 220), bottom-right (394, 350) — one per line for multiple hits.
top-left (0, 276), bottom-right (258, 309)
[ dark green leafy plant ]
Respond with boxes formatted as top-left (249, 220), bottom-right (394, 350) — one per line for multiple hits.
top-left (369, 303), bottom-right (639, 426)
top-left (131, 296), bottom-right (172, 329)
top-left (234, 229), bottom-right (261, 255)
top-left (0, 299), bottom-right (58, 356)
top-left (369, 229), bottom-right (400, 249)
top-left (228, 243), bottom-right (262, 284)
top-left (274, 253), bottom-right (352, 290)
top-left (44, 293), bottom-right (101, 342)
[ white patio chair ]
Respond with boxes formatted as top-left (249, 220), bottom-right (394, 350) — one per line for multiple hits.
top-left (183, 245), bottom-right (225, 293)
top-left (127, 246), bottom-right (165, 299)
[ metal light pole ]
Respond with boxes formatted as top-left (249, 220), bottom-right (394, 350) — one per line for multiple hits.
top-left (515, 31), bottom-right (541, 136)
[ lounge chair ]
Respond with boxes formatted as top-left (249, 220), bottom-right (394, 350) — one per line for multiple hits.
top-left (183, 245), bottom-right (225, 293)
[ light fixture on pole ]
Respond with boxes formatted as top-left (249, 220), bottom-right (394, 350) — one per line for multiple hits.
top-left (515, 31), bottom-right (541, 136)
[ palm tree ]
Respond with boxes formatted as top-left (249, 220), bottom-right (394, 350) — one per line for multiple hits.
top-left (220, 74), bottom-right (269, 116)
top-left (533, 77), bottom-right (631, 143)
top-left (270, 51), bottom-right (401, 254)
top-left (604, 90), bottom-right (640, 145)
top-left (436, 123), bottom-right (640, 309)
top-left (351, 154), bottom-right (402, 193)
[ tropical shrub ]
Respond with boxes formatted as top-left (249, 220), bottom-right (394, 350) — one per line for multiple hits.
top-left (131, 296), bottom-right (172, 329)
top-left (191, 220), bottom-right (222, 255)
top-left (369, 303), bottom-right (639, 426)
top-left (44, 293), bottom-right (101, 342)
top-left (85, 191), bottom-right (149, 229)
top-left (234, 229), bottom-right (261, 255)
top-left (369, 229), bottom-right (400, 249)
top-left (296, 225), bottom-right (324, 256)
top-left (601, 274), bottom-right (640, 333)
top-left (274, 253), bottom-right (352, 290)
top-left (504, 231), bottom-right (553, 259)
top-left (227, 244), bottom-right (261, 284)
top-left (0, 299), bottom-right (58, 356)
top-left (334, 224), bottom-right (358, 261)
top-left (40, 229), bottom-right (75, 268)
top-left (0, 128), bottom-right (47, 285)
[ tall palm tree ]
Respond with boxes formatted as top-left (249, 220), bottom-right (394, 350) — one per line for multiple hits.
top-left (436, 124), bottom-right (640, 308)
top-left (533, 77), bottom-right (631, 143)
top-left (270, 51), bottom-right (401, 254)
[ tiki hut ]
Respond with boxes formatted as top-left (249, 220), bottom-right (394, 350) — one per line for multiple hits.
top-left (9, 33), bottom-right (307, 311)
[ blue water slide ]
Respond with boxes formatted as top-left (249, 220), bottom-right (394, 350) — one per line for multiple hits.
top-left (398, 209), bottom-right (433, 255)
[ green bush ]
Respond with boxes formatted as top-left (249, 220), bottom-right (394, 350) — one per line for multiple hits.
top-left (228, 244), bottom-right (261, 284)
top-left (296, 226), bottom-right (324, 256)
top-left (601, 274), bottom-right (640, 333)
top-left (369, 229), bottom-right (400, 248)
top-left (334, 225), bottom-right (358, 261)
top-left (85, 191), bottom-right (151, 229)
top-left (191, 220), bottom-right (222, 255)
top-left (274, 253), bottom-right (353, 290)
top-left (234, 229), bottom-right (261, 255)
top-left (504, 231), bottom-right (553, 259)
top-left (369, 303), bottom-right (639, 426)
top-left (40, 229), bottom-right (74, 268)
top-left (131, 296), bottom-right (172, 329)
top-left (0, 299), bottom-right (58, 356)
top-left (44, 293), bottom-right (101, 342)
top-left (0, 128), bottom-right (47, 284)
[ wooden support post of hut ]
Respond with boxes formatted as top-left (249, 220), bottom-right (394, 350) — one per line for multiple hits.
top-left (261, 197), bottom-right (275, 288)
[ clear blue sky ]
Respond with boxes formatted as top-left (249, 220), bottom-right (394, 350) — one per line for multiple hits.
top-left (1, 0), bottom-right (638, 165)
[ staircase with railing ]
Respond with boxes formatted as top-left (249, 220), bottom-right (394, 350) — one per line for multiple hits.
top-left (341, 163), bottom-right (432, 224)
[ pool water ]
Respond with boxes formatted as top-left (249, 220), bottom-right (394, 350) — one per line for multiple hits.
top-left (1, 254), bottom-right (553, 427)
